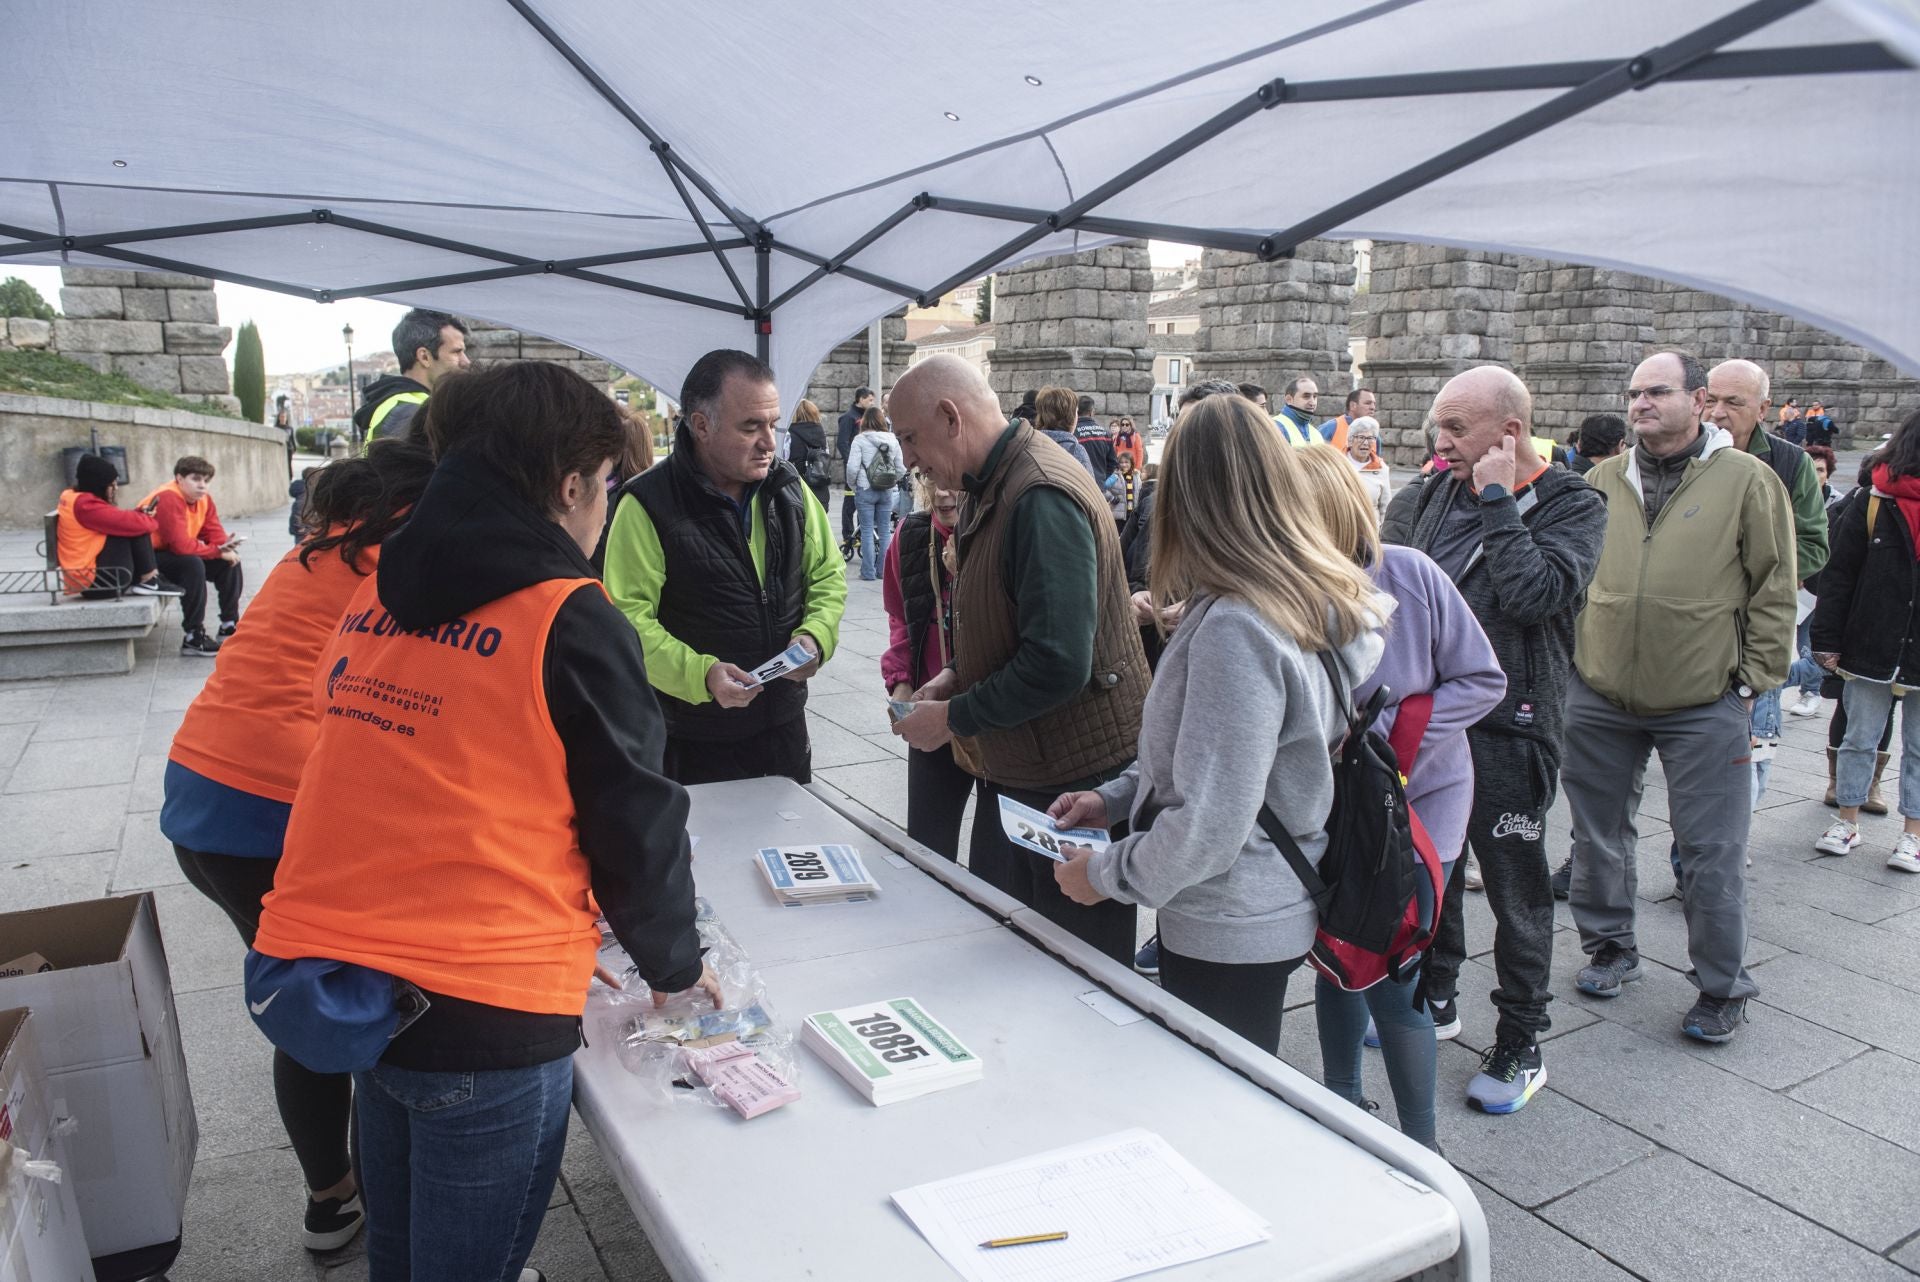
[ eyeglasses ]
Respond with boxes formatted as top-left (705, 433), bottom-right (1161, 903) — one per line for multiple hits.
top-left (1625, 385), bottom-right (1682, 403)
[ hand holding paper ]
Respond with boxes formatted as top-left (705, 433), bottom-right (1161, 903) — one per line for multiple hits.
top-left (998, 795), bottom-right (1109, 863)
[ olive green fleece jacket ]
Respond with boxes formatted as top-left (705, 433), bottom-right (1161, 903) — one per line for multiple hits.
top-left (1575, 425), bottom-right (1797, 717)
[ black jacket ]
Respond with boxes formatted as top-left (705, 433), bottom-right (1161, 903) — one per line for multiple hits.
top-left (352, 374), bottom-right (428, 442)
top-left (1810, 487), bottom-right (1920, 684)
top-left (895, 512), bottom-right (952, 680)
top-left (374, 452), bottom-right (702, 1069)
top-left (837, 407), bottom-right (864, 458)
top-left (1394, 465), bottom-right (1607, 767)
top-left (627, 443), bottom-right (810, 739)
top-left (1074, 417), bottom-right (1118, 481)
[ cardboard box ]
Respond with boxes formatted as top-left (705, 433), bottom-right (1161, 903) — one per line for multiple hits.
top-left (0, 1009), bottom-right (96, 1282)
top-left (0, 898), bottom-right (196, 1260)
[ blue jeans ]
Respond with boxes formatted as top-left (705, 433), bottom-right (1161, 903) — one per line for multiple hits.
top-left (1837, 679), bottom-right (1920, 816)
top-left (1788, 618), bottom-right (1823, 695)
top-left (855, 485), bottom-right (895, 579)
top-left (355, 1057), bottom-right (573, 1282)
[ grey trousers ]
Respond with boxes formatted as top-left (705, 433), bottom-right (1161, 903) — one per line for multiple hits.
top-left (1563, 675), bottom-right (1759, 1001)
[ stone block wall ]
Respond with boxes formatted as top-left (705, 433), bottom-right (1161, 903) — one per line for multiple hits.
top-left (1191, 240), bottom-right (1356, 407)
top-left (461, 322), bottom-right (615, 388)
top-left (1362, 243), bottom-right (1517, 460)
top-left (1513, 261), bottom-right (1659, 439)
top-left (40, 268), bottom-right (238, 413)
top-left (985, 243), bottom-right (1154, 420)
top-left (803, 311), bottom-right (914, 419)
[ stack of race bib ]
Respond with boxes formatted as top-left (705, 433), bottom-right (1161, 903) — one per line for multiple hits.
top-left (802, 998), bottom-right (981, 1106)
top-left (754, 844), bottom-right (879, 905)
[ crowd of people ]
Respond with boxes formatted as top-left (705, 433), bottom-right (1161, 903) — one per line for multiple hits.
top-left (53, 299), bottom-right (1904, 1279)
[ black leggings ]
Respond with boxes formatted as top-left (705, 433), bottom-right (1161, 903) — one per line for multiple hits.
top-left (1158, 946), bottom-right (1306, 1055)
top-left (906, 746), bottom-right (975, 860)
top-left (80, 533), bottom-right (156, 599)
top-left (172, 844), bottom-right (354, 1195)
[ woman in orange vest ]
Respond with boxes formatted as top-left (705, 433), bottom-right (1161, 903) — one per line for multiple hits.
top-left (54, 454), bottom-right (180, 598)
top-left (162, 438), bottom-right (433, 1254)
top-left (254, 362), bottom-right (716, 1282)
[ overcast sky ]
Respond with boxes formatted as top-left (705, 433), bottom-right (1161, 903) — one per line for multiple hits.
top-left (9, 240), bottom-right (1197, 378)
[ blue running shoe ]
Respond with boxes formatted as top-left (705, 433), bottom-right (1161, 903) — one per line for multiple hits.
top-left (1133, 934), bottom-right (1160, 977)
top-left (1363, 1018), bottom-right (1380, 1048)
top-left (1467, 1040), bottom-right (1545, 1114)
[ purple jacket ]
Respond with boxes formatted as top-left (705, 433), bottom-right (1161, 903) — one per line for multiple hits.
top-left (1355, 546), bottom-right (1506, 862)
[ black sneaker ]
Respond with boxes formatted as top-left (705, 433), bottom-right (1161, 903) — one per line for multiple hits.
top-left (1133, 934), bottom-right (1161, 977)
top-left (303, 1192), bottom-right (365, 1251)
top-left (1427, 996), bottom-right (1461, 1041)
top-left (1550, 856), bottom-right (1572, 900)
top-left (128, 578), bottom-right (185, 598)
top-left (1682, 994), bottom-right (1749, 1044)
top-left (181, 630), bottom-right (222, 657)
top-left (1575, 942), bottom-right (1642, 997)
top-left (216, 620), bottom-right (238, 638)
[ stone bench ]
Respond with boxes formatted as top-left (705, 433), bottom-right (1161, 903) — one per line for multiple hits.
top-left (0, 595), bottom-right (159, 679)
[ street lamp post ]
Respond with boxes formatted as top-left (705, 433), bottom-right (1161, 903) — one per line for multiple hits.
top-left (342, 323), bottom-right (356, 448)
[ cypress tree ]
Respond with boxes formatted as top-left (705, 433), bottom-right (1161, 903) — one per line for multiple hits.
top-left (233, 320), bottom-right (266, 423)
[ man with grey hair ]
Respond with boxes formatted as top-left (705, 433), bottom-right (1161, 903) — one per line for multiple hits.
top-left (1390, 363), bottom-right (1606, 1113)
top-left (1565, 350), bottom-right (1796, 1045)
top-left (888, 355), bottom-right (1148, 961)
top-left (1705, 359), bottom-right (1830, 719)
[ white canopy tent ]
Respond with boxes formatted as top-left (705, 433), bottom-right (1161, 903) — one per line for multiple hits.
top-left (4, 0), bottom-right (1917, 406)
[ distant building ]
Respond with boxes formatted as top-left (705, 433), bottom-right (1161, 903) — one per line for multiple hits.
top-left (1147, 288), bottom-right (1201, 424)
top-left (908, 320), bottom-right (996, 381)
top-left (906, 278), bottom-right (988, 341)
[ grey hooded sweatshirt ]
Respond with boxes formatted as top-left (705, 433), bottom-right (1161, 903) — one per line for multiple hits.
top-left (1087, 592), bottom-right (1389, 963)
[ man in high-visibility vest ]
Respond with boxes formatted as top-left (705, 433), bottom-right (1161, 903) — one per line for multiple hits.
top-left (1275, 376), bottom-right (1321, 447)
top-left (352, 309), bottom-right (470, 447)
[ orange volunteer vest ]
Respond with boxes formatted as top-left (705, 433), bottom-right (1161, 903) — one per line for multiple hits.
top-left (141, 480), bottom-right (209, 545)
top-left (168, 538), bottom-right (377, 804)
top-left (255, 573), bottom-right (603, 1016)
top-left (1326, 415), bottom-right (1351, 452)
top-left (54, 489), bottom-right (108, 593)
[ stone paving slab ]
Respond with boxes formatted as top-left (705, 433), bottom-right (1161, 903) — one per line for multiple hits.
top-left (4, 730), bottom-right (141, 792)
top-left (1540, 1151), bottom-right (1917, 1282)
top-left (1464, 1176), bottom-right (1637, 1282)
top-left (1544, 1021), bottom-right (1920, 1252)
top-left (1749, 899), bottom-right (1920, 993)
top-left (1788, 1050), bottom-right (1920, 1156)
top-left (1746, 950), bottom-right (1920, 1063)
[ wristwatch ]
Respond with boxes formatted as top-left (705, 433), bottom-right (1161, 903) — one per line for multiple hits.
top-left (1479, 483), bottom-right (1510, 503)
top-left (1735, 683), bottom-right (1755, 699)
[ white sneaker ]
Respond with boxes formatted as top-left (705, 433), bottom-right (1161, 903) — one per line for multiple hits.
top-left (1889, 833), bottom-right (1920, 874)
top-left (1464, 854), bottom-right (1484, 891)
top-left (1815, 820), bottom-right (1861, 857)
top-left (1788, 692), bottom-right (1824, 718)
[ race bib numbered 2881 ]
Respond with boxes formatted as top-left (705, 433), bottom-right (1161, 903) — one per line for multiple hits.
top-left (996, 794), bottom-right (1110, 863)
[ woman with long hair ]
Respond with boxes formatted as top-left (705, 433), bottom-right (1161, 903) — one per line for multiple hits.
top-left (845, 404), bottom-right (904, 580)
top-left (162, 438), bottom-right (436, 1253)
top-left (253, 363), bottom-right (718, 1281)
top-left (1293, 445), bottom-right (1506, 1138)
top-left (882, 472), bottom-right (975, 856)
top-left (1048, 393), bottom-right (1392, 1051)
top-left (1812, 408), bottom-right (1920, 872)
top-left (787, 397), bottom-right (833, 511)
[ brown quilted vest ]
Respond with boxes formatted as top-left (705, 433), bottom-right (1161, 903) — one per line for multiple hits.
top-left (951, 423), bottom-right (1149, 790)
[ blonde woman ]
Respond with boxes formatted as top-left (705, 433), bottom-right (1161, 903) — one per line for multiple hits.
top-left (1050, 393), bottom-right (1391, 1052)
top-left (786, 398), bottom-right (832, 510)
top-left (1294, 446), bottom-right (1505, 1144)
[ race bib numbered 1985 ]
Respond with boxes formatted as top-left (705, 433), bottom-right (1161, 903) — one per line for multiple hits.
top-left (996, 794), bottom-right (1110, 863)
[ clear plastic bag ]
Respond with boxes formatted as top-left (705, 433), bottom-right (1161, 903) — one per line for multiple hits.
top-left (590, 898), bottom-right (800, 1109)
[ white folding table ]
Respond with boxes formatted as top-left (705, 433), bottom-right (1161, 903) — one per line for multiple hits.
top-left (572, 776), bottom-right (1487, 1281)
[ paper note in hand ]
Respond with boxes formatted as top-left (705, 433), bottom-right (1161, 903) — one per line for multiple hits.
top-left (997, 794), bottom-right (1109, 863)
top-left (743, 640), bottom-right (815, 687)
top-left (887, 698), bottom-right (915, 722)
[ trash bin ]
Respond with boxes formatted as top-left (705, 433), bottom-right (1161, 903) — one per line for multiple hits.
top-left (61, 445), bottom-right (129, 487)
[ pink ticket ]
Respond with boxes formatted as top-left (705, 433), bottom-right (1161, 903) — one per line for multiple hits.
top-left (681, 1041), bottom-right (757, 1084)
top-left (711, 1058), bottom-right (800, 1119)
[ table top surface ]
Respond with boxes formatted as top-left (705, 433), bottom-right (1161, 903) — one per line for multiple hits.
top-left (573, 777), bottom-right (1460, 1282)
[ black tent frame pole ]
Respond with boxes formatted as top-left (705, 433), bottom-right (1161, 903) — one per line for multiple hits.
top-left (918, 198), bottom-right (1274, 258)
top-left (1255, 0), bottom-right (1817, 259)
top-left (754, 235), bottom-right (772, 361)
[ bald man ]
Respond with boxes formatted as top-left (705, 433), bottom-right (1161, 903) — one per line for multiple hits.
top-left (888, 356), bottom-right (1148, 962)
top-left (1388, 363), bottom-right (1606, 1114)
